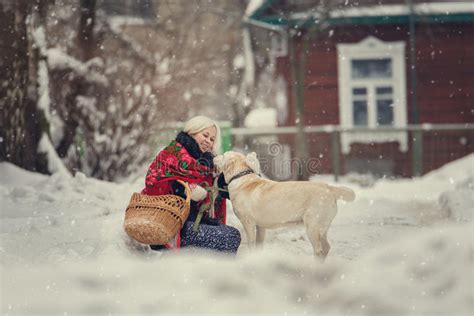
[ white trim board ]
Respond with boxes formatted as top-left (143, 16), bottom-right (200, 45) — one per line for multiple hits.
top-left (337, 36), bottom-right (408, 154)
top-left (292, 2), bottom-right (474, 20)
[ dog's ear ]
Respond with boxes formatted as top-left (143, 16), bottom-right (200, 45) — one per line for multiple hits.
top-left (213, 155), bottom-right (224, 172)
top-left (245, 152), bottom-right (261, 174)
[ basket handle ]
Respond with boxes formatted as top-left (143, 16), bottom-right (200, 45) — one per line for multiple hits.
top-left (176, 180), bottom-right (192, 205)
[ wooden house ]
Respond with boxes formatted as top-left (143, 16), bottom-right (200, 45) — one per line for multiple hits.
top-left (246, 0), bottom-right (474, 177)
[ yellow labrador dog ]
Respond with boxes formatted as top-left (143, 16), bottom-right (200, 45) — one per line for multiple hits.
top-left (214, 151), bottom-right (355, 259)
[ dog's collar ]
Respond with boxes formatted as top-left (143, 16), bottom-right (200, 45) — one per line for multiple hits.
top-left (228, 169), bottom-right (255, 185)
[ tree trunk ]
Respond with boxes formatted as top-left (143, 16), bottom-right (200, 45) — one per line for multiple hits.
top-left (0, 0), bottom-right (51, 173)
top-left (1, 1), bottom-right (35, 168)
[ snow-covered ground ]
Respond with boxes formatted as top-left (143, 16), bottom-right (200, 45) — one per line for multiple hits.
top-left (1, 155), bottom-right (473, 315)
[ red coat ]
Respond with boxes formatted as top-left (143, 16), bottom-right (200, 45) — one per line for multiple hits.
top-left (142, 139), bottom-right (226, 248)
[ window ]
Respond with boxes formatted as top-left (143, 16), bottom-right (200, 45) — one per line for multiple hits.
top-left (352, 87), bottom-right (368, 126)
top-left (337, 36), bottom-right (408, 154)
top-left (352, 58), bottom-right (392, 79)
top-left (376, 86), bottom-right (394, 125)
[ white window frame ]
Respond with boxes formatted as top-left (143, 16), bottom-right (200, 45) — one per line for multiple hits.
top-left (337, 36), bottom-right (408, 154)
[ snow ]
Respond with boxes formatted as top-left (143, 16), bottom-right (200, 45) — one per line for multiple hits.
top-left (275, 76), bottom-right (288, 125)
top-left (332, 2), bottom-right (474, 18)
top-left (49, 112), bottom-right (64, 147)
top-left (108, 16), bottom-right (147, 28)
top-left (0, 163), bottom-right (46, 187)
top-left (1, 154), bottom-right (473, 315)
top-left (37, 134), bottom-right (72, 177)
top-left (292, 2), bottom-right (474, 20)
top-left (235, 27), bottom-right (256, 111)
top-left (48, 47), bottom-right (90, 72)
top-left (37, 61), bottom-right (51, 122)
top-left (32, 26), bottom-right (47, 55)
top-left (33, 26), bottom-right (51, 123)
top-left (244, 0), bottom-right (265, 18)
top-left (244, 108), bottom-right (278, 128)
top-left (439, 178), bottom-right (474, 222)
top-left (47, 48), bottom-right (108, 85)
top-left (242, 28), bottom-right (255, 88)
top-left (233, 54), bottom-right (245, 69)
top-left (106, 18), bottom-right (157, 67)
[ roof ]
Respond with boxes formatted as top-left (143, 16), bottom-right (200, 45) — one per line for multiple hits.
top-left (247, 1), bottom-right (474, 28)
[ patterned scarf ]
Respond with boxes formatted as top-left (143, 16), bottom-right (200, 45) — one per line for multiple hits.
top-left (144, 141), bottom-right (213, 195)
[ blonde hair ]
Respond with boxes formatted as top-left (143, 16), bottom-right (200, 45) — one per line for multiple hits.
top-left (183, 116), bottom-right (221, 154)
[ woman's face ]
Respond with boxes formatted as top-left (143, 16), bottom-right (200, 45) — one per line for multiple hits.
top-left (191, 126), bottom-right (216, 153)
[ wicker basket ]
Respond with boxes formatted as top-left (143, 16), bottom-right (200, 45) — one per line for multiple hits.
top-left (123, 180), bottom-right (191, 245)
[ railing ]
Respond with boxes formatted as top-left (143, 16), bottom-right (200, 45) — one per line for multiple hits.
top-left (229, 123), bottom-right (474, 181)
top-left (230, 123), bottom-right (474, 135)
top-left (154, 123), bottom-right (473, 180)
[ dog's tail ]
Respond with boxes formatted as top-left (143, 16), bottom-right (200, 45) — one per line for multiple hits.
top-left (330, 185), bottom-right (355, 202)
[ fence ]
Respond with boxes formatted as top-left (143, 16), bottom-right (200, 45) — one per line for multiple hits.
top-left (228, 123), bottom-right (474, 181)
top-left (153, 123), bottom-right (473, 181)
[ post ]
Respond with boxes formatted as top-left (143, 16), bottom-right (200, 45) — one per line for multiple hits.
top-left (331, 130), bottom-right (341, 182)
top-left (412, 128), bottom-right (423, 177)
top-left (407, 0), bottom-right (421, 177)
top-left (289, 29), bottom-right (310, 180)
top-left (407, 0), bottom-right (419, 126)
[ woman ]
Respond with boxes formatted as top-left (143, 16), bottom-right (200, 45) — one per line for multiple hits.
top-left (142, 116), bottom-right (241, 253)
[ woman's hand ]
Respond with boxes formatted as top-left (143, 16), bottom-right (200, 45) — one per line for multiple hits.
top-left (189, 183), bottom-right (208, 201)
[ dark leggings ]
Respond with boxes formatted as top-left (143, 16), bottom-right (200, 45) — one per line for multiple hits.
top-left (180, 221), bottom-right (241, 254)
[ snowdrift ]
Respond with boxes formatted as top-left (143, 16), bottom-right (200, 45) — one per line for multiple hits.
top-left (1, 155), bottom-right (473, 315)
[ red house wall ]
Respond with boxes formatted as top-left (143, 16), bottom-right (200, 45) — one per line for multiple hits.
top-left (275, 21), bottom-right (474, 177)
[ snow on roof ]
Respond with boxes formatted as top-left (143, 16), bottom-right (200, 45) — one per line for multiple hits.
top-left (291, 2), bottom-right (474, 20)
top-left (245, 0), bottom-right (265, 18)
